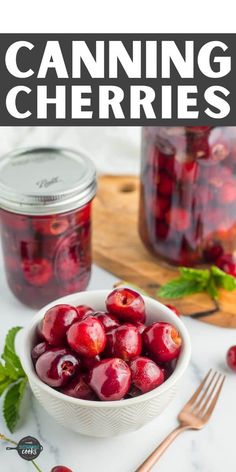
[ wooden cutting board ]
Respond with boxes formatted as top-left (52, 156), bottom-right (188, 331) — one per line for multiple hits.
top-left (93, 175), bottom-right (236, 328)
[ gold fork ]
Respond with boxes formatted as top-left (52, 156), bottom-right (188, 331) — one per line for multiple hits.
top-left (135, 369), bottom-right (226, 472)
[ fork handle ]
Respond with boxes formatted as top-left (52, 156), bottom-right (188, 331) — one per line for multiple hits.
top-left (135, 425), bottom-right (190, 472)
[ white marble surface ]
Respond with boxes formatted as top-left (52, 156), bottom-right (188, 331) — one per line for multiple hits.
top-left (0, 127), bottom-right (235, 471)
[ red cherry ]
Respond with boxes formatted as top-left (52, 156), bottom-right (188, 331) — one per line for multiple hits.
top-left (165, 304), bottom-right (180, 317)
top-left (210, 142), bottom-right (229, 162)
top-left (76, 305), bottom-right (94, 321)
top-left (22, 258), bottom-right (53, 287)
top-left (158, 173), bottom-right (174, 196)
top-left (155, 220), bottom-right (169, 240)
top-left (37, 321), bottom-right (45, 340)
top-left (129, 356), bottom-right (164, 393)
top-left (42, 304), bottom-right (80, 346)
top-left (203, 242), bottom-right (224, 263)
top-left (106, 324), bottom-right (142, 361)
top-left (36, 348), bottom-right (80, 388)
top-left (93, 311), bottom-right (120, 332)
top-left (32, 216), bottom-right (69, 235)
top-left (179, 161), bottom-right (198, 185)
top-left (31, 341), bottom-right (50, 363)
top-left (143, 322), bottom-right (182, 362)
top-left (153, 197), bottom-right (170, 219)
top-left (227, 346), bottom-right (236, 372)
top-left (1, 211), bottom-right (29, 231)
top-left (51, 467), bottom-right (73, 472)
top-left (106, 288), bottom-right (146, 323)
top-left (88, 358), bottom-right (131, 401)
top-left (219, 182), bottom-right (236, 203)
top-left (67, 318), bottom-right (106, 357)
top-left (55, 233), bottom-right (81, 281)
top-left (216, 254), bottom-right (236, 277)
top-left (60, 373), bottom-right (97, 400)
top-left (166, 208), bottom-right (190, 232)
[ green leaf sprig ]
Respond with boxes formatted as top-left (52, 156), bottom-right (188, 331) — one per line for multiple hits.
top-left (158, 265), bottom-right (236, 300)
top-left (0, 327), bottom-right (28, 432)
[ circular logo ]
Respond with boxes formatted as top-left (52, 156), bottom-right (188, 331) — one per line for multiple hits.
top-left (16, 436), bottom-right (43, 461)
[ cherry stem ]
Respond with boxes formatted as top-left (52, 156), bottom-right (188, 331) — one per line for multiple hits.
top-left (0, 433), bottom-right (43, 472)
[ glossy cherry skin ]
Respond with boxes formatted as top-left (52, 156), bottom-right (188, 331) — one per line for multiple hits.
top-left (51, 467), bottom-right (73, 472)
top-left (129, 356), bottom-right (164, 393)
top-left (31, 341), bottom-right (50, 363)
top-left (165, 304), bottom-right (180, 317)
top-left (76, 305), bottom-right (94, 321)
top-left (67, 318), bottom-right (106, 357)
top-left (60, 373), bottom-right (97, 400)
top-left (106, 288), bottom-right (146, 323)
top-left (35, 348), bottom-right (80, 388)
top-left (42, 304), bottom-right (80, 346)
top-left (93, 311), bottom-right (120, 332)
top-left (216, 254), bottom-right (236, 277)
top-left (106, 324), bottom-right (142, 361)
top-left (227, 346), bottom-right (236, 372)
top-left (143, 322), bottom-right (182, 362)
top-left (133, 321), bottom-right (147, 334)
top-left (88, 358), bottom-right (131, 401)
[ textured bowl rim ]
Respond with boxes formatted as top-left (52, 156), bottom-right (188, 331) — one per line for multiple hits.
top-left (19, 289), bottom-right (191, 408)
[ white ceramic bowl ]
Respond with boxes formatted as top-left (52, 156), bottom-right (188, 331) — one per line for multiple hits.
top-left (19, 290), bottom-right (191, 437)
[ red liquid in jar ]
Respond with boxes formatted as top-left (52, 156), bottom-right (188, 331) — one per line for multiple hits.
top-left (1, 204), bottom-right (92, 308)
top-left (139, 127), bottom-right (236, 266)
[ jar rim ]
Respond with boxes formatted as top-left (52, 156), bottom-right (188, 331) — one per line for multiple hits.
top-left (0, 147), bottom-right (97, 215)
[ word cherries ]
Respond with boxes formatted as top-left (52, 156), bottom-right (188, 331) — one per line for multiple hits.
top-left (32, 288), bottom-right (182, 401)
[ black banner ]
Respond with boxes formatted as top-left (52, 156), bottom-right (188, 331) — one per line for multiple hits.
top-left (0, 33), bottom-right (235, 126)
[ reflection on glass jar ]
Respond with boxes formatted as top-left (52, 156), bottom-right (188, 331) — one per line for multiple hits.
top-left (139, 127), bottom-right (236, 267)
top-left (0, 148), bottom-right (96, 308)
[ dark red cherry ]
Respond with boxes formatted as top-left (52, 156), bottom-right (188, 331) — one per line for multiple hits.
top-left (216, 254), bottom-right (236, 277)
top-left (106, 324), bottom-right (142, 361)
top-left (35, 348), bottom-right (80, 388)
top-left (60, 373), bottom-right (97, 400)
top-left (88, 358), bottom-right (131, 401)
top-left (67, 317), bottom-right (106, 357)
top-left (42, 304), bottom-right (80, 346)
top-left (227, 346), bottom-right (236, 372)
top-left (106, 288), bottom-right (146, 323)
top-left (51, 467), bottom-right (73, 472)
top-left (143, 322), bottom-right (182, 362)
top-left (76, 305), bottom-right (94, 321)
top-left (129, 356), bottom-right (164, 393)
top-left (31, 341), bottom-right (50, 363)
top-left (22, 258), bottom-right (53, 287)
top-left (93, 311), bottom-right (120, 332)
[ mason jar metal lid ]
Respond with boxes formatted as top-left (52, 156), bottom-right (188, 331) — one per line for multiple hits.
top-left (0, 147), bottom-right (97, 215)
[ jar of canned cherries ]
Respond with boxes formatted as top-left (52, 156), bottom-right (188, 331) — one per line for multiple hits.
top-left (139, 127), bottom-right (236, 270)
top-left (0, 147), bottom-right (96, 308)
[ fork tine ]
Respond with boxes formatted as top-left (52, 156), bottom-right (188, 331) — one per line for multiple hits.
top-left (184, 369), bottom-right (212, 409)
top-left (202, 375), bottom-right (226, 421)
top-left (192, 371), bottom-right (218, 414)
top-left (196, 372), bottom-right (222, 416)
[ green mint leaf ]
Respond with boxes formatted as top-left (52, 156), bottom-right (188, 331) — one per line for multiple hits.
top-left (179, 267), bottom-right (210, 284)
top-left (211, 266), bottom-right (236, 291)
top-left (0, 379), bottom-right (12, 396)
top-left (0, 362), bottom-right (7, 381)
top-left (2, 327), bottom-right (25, 377)
top-left (158, 277), bottom-right (205, 299)
top-left (3, 378), bottom-right (28, 433)
top-left (206, 277), bottom-right (218, 300)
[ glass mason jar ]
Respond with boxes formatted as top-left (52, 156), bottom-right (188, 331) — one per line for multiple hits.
top-left (139, 127), bottom-right (236, 267)
top-left (0, 147), bottom-right (96, 308)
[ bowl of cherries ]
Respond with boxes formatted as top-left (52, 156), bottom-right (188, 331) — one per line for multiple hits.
top-left (20, 288), bottom-right (191, 437)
